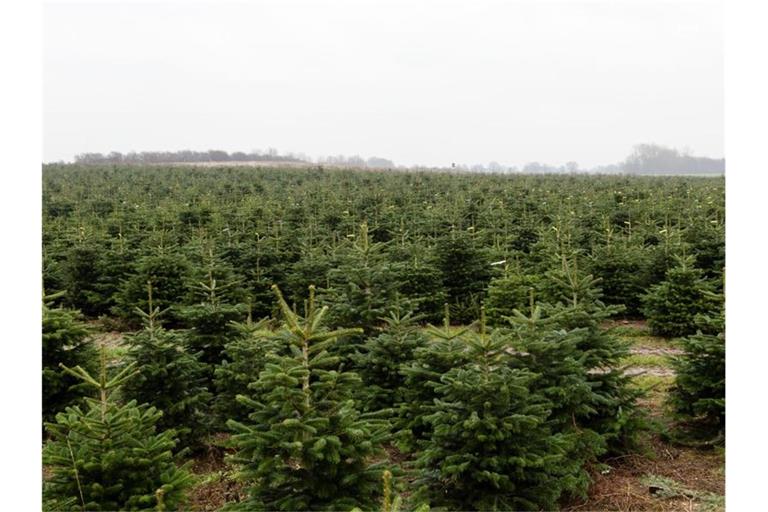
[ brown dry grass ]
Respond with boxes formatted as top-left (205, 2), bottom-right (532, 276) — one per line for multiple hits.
top-left (564, 435), bottom-right (724, 512)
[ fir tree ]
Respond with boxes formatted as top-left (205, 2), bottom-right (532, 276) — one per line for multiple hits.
top-left (225, 285), bottom-right (390, 511)
top-left (434, 231), bottom-right (492, 324)
top-left (121, 282), bottom-right (213, 450)
top-left (388, 242), bottom-right (446, 323)
top-left (552, 263), bottom-right (641, 450)
top-left (503, 299), bottom-right (610, 498)
top-left (668, 309), bottom-right (725, 444)
top-left (352, 304), bottom-right (428, 412)
top-left (398, 306), bottom-right (474, 451)
top-left (413, 313), bottom-right (576, 511)
top-left (61, 239), bottom-right (109, 317)
top-left (321, 222), bottom-right (403, 335)
top-left (43, 349), bottom-right (194, 511)
top-left (589, 244), bottom-right (650, 317)
top-left (114, 251), bottom-right (192, 326)
top-left (177, 268), bottom-right (247, 384)
top-left (484, 267), bottom-right (541, 326)
top-left (642, 255), bottom-right (721, 337)
top-left (43, 292), bottom-right (97, 424)
top-left (213, 312), bottom-right (277, 423)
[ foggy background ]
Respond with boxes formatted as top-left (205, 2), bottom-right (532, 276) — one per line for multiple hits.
top-left (43, 0), bottom-right (723, 170)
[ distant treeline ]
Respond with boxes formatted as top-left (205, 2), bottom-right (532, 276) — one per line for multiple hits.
top-left (622, 144), bottom-right (725, 175)
top-left (74, 149), bottom-right (306, 165)
top-left (72, 149), bottom-right (397, 169)
top-left (70, 143), bottom-right (723, 175)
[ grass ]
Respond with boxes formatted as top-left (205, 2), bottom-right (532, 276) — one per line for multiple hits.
top-left (624, 352), bottom-right (672, 368)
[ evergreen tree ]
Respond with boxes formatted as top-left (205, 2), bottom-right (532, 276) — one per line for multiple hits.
top-left (668, 309), bottom-right (725, 444)
top-left (521, 257), bottom-right (643, 451)
top-left (434, 231), bottom-right (492, 324)
top-left (43, 350), bottom-right (194, 511)
top-left (321, 222), bottom-right (403, 335)
top-left (121, 282), bottom-right (213, 450)
top-left (114, 251), bottom-right (192, 326)
top-left (352, 304), bottom-right (428, 412)
top-left (61, 239), bottom-right (109, 317)
top-left (225, 285), bottom-right (390, 511)
top-left (484, 267), bottom-right (541, 326)
top-left (43, 292), bottom-right (97, 424)
top-left (388, 242), bottom-right (446, 323)
top-left (589, 244), bottom-right (650, 317)
top-left (503, 300), bottom-right (609, 498)
top-left (184, 242), bottom-right (248, 305)
top-left (642, 255), bottom-right (721, 337)
top-left (398, 307), bottom-right (474, 451)
top-left (177, 269), bottom-right (247, 385)
top-left (413, 313), bottom-right (576, 511)
top-left (213, 313), bottom-right (277, 423)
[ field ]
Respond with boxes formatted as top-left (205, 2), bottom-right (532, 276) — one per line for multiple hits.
top-left (41, 165), bottom-right (725, 511)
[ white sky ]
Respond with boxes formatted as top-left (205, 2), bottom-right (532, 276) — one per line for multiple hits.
top-left (43, 0), bottom-right (723, 167)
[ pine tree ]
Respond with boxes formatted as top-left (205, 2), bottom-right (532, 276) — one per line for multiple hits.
top-left (43, 292), bottom-right (97, 424)
top-left (352, 303), bottom-right (428, 412)
top-left (668, 308), bottom-right (725, 444)
top-left (642, 255), bottom-right (721, 337)
top-left (43, 349), bottom-right (194, 511)
top-left (225, 285), bottom-right (390, 511)
top-left (413, 312), bottom-right (576, 511)
top-left (121, 282), bottom-right (213, 451)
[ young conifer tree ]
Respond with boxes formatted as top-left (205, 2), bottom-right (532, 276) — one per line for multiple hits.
top-left (484, 262), bottom-right (541, 326)
top-left (536, 257), bottom-right (643, 450)
top-left (225, 285), bottom-right (390, 511)
top-left (321, 222), bottom-right (403, 336)
top-left (504, 296), bottom-right (609, 499)
top-left (43, 349), bottom-right (194, 511)
top-left (352, 302), bottom-right (428, 412)
top-left (121, 282), bottom-right (212, 450)
top-left (413, 311), bottom-right (576, 511)
top-left (398, 306), bottom-right (474, 451)
top-left (434, 231), bottom-right (492, 324)
top-left (669, 307), bottom-right (725, 444)
top-left (177, 265), bottom-right (247, 385)
top-left (114, 249), bottom-right (192, 326)
top-left (642, 254), bottom-right (721, 338)
top-left (213, 308), bottom-right (277, 424)
top-left (43, 291), bottom-right (97, 423)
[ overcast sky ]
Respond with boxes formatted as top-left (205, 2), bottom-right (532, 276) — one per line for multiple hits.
top-left (43, 0), bottom-right (723, 167)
